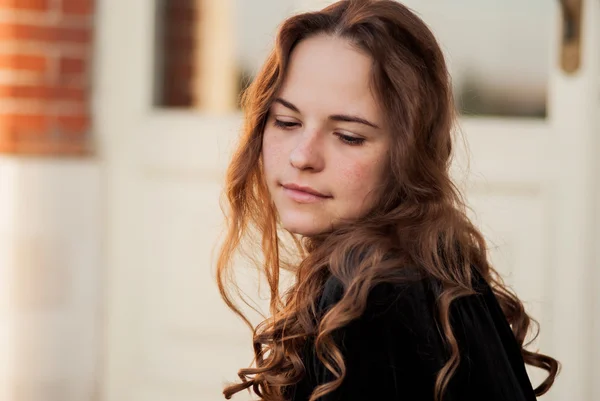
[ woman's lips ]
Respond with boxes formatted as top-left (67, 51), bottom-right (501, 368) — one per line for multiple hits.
top-left (282, 186), bottom-right (331, 203)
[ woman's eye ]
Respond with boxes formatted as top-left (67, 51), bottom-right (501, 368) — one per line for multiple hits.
top-left (272, 119), bottom-right (364, 146)
top-left (336, 133), bottom-right (365, 146)
top-left (273, 119), bottom-right (299, 129)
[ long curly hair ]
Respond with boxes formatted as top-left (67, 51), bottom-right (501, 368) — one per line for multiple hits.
top-left (216, 1), bottom-right (559, 400)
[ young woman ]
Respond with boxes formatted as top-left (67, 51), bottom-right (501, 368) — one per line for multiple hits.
top-left (216, 1), bottom-right (559, 400)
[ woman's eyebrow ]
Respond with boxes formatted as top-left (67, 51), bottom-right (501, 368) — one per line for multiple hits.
top-left (274, 97), bottom-right (380, 129)
top-left (329, 114), bottom-right (380, 129)
top-left (274, 97), bottom-right (300, 113)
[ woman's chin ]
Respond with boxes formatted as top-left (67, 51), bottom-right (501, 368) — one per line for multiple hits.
top-left (279, 215), bottom-right (330, 237)
top-left (281, 223), bottom-right (323, 237)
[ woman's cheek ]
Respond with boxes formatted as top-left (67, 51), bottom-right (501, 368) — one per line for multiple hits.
top-left (337, 156), bottom-right (386, 214)
top-left (262, 131), bottom-right (286, 178)
top-left (338, 159), bottom-right (372, 195)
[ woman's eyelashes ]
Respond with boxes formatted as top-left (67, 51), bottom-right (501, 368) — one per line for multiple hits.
top-left (335, 133), bottom-right (365, 146)
top-left (273, 119), bottom-right (299, 129)
top-left (272, 119), bottom-right (365, 146)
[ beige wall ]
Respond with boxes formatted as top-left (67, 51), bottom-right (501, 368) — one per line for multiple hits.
top-left (0, 158), bottom-right (102, 401)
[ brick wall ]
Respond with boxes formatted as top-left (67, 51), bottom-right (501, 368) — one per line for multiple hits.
top-left (0, 0), bottom-right (94, 155)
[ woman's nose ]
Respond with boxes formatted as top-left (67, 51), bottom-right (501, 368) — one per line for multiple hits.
top-left (289, 130), bottom-right (325, 172)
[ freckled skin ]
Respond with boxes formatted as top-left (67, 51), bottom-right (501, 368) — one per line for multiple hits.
top-left (262, 34), bottom-right (391, 236)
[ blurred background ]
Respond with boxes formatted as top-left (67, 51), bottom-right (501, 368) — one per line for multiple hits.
top-left (0, 0), bottom-right (598, 400)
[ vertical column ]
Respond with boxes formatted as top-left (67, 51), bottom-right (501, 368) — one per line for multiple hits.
top-left (0, 0), bottom-right (94, 155)
top-left (548, 0), bottom-right (599, 400)
top-left (0, 2), bottom-right (101, 401)
top-left (194, 0), bottom-right (237, 113)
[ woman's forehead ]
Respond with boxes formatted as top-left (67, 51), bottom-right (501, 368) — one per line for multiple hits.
top-left (278, 35), bottom-right (382, 122)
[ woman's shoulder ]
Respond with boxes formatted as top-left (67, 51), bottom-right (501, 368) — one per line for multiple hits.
top-left (310, 269), bottom-right (536, 401)
top-left (319, 266), bottom-right (437, 318)
top-left (319, 265), bottom-right (493, 325)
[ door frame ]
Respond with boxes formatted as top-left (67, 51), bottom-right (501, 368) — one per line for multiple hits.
top-left (94, 0), bottom-right (599, 400)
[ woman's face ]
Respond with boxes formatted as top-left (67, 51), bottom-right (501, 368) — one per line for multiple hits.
top-left (262, 34), bottom-right (391, 237)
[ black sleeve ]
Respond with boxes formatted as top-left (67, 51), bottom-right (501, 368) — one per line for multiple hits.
top-left (310, 277), bottom-right (537, 401)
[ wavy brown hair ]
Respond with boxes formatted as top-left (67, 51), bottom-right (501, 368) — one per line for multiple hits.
top-left (216, 1), bottom-right (559, 400)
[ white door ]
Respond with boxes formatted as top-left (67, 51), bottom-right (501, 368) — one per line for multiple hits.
top-left (95, 1), bottom-right (599, 401)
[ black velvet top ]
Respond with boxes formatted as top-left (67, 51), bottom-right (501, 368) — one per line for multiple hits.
top-left (289, 269), bottom-right (537, 401)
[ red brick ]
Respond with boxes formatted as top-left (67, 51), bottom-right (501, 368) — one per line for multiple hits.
top-left (56, 114), bottom-right (89, 133)
top-left (0, 0), bottom-right (50, 11)
top-left (0, 84), bottom-right (86, 101)
top-left (0, 113), bottom-right (89, 155)
top-left (0, 23), bottom-right (91, 44)
top-left (62, 0), bottom-right (94, 15)
top-left (0, 126), bottom-right (16, 149)
top-left (0, 0), bottom-right (93, 156)
top-left (0, 138), bottom-right (88, 155)
top-left (0, 54), bottom-right (47, 72)
top-left (59, 56), bottom-right (86, 75)
top-left (0, 113), bottom-right (50, 134)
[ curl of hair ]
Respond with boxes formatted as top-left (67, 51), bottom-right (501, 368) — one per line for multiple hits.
top-left (216, 1), bottom-right (559, 400)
